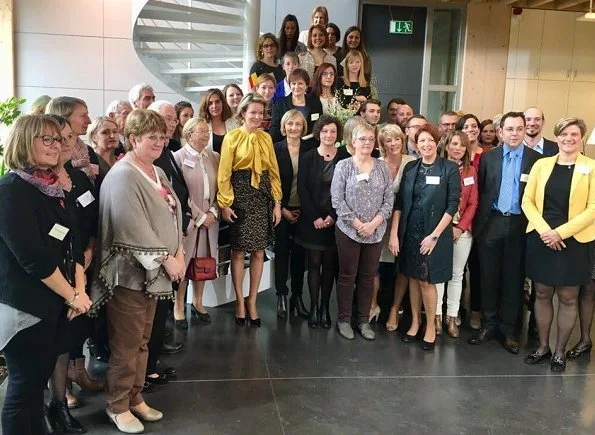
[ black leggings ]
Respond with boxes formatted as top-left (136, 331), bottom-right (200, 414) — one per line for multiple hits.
top-left (306, 249), bottom-right (337, 307)
top-left (2, 320), bottom-right (60, 435)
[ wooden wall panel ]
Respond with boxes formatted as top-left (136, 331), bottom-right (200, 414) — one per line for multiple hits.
top-left (460, 3), bottom-right (511, 120)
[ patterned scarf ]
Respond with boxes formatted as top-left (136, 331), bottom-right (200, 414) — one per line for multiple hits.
top-left (13, 167), bottom-right (65, 202)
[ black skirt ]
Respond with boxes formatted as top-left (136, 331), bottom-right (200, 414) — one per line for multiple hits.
top-left (526, 231), bottom-right (591, 287)
top-left (229, 169), bottom-right (274, 252)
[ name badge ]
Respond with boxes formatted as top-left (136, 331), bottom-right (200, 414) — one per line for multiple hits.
top-left (343, 88), bottom-right (354, 96)
top-left (463, 176), bottom-right (475, 186)
top-left (183, 159), bottom-right (196, 168)
top-left (426, 176), bottom-right (440, 185)
top-left (77, 190), bottom-right (95, 208)
top-left (579, 164), bottom-right (592, 175)
top-left (356, 173), bottom-right (369, 182)
top-left (49, 224), bottom-right (69, 241)
top-left (311, 113), bottom-right (320, 121)
top-left (520, 173), bottom-right (529, 183)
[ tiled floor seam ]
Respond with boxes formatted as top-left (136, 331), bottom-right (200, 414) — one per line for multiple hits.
top-left (264, 357), bottom-right (286, 435)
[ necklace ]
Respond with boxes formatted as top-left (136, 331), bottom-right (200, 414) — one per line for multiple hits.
top-left (420, 161), bottom-right (434, 176)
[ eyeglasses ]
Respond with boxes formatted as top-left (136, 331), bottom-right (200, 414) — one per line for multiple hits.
top-left (357, 137), bottom-right (375, 143)
top-left (35, 135), bottom-right (63, 146)
top-left (163, 116), bottom-right (179, 125)
top-left (262, 43), bottom-right (276, 49)
top-left (321, 72), bottom-right (335, 77)
top-left (440, 122), bottom-right (457, 128)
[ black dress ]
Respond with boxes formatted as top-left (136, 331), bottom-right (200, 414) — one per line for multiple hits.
top-left (526, 164), bottom-right (591, 286)
top-left (400, 164), bottom-right (431, 282)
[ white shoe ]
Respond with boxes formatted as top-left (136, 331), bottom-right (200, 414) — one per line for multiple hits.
top-left (106, 409), bottom-right (144, 434)
top-left (130, 403), bottom-right (164, 422)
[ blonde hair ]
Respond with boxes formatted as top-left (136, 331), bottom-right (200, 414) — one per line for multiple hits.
top-left (311, 6), bottom-right (329, 25)
top-left (45, 96), bottom-right (87, 119)
top-left (281, 109), bottom-right (308, 136)
top-left (3, 114), bottom-right (61, 170)
top-left (87, 116), bottom-right (118, 147)
top-left (254, 73), bottom-right (277, 90)
top-left (343, 116), bottom-right (367, 154)
top-left (235, 93), bottom-right (268, 125)
top-left (553, 117), bottom-right (587, 138)
top-left (28, 95), bottom-right (51, 115)
top-left (343, 50), bottom-right (367, 87)
top-left (182, 117), bottom-right (209, 139)
top-left (377, 124), bottom-right (406, 157)
top-left (123, 109), bottom-right (167, 152)
top-left (255, 33), bottom-right (279, 61)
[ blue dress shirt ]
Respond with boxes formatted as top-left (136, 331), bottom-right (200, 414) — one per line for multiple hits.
top-left (494, 143), bottom-right (525, 214)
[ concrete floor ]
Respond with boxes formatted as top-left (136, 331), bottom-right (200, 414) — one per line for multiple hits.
top-left (1, 288), bottom-right (594, 434)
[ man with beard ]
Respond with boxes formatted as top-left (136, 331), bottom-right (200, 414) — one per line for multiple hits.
top-left (386, 98), bottom-right (408, 125)
top-left (523, 107), bottom-right (558, 157)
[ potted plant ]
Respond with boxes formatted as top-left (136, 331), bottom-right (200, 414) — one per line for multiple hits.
top-left (0, 97), bottom-right (26, 176)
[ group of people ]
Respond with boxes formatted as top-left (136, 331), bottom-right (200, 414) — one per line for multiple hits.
top-left (1, 6), bottom-right (594, 435)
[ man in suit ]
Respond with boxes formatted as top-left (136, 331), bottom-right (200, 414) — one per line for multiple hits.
top-left (386, 98), bottom-right (408, 125)
top-left (469, 112), bottom-right (542, 354)
top-left (438, 111), bottom-right (460, 138)
top-left (359, 99), bottom-right (382, 157)
top-left (523, 107), bottom-right (558, 157)
top-left (404, 115), bottom-right (427, 158)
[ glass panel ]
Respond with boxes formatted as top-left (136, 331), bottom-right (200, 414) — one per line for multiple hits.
top-left (429, 9), bottom-right (462, 86)
top-left (427, 91), bottom-right (456, 124)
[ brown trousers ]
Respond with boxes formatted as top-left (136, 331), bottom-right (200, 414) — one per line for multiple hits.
top-left (105, 286), bottom-right (157, 414)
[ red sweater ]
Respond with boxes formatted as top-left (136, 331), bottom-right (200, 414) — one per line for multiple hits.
top-left (455, 166), bottom-right (479, 232)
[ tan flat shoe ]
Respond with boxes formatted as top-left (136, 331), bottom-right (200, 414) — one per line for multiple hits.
top-left (106, 409), bottom-right (144, 434)
top-left (130, 403), bottom-right (163, 422)
top-left (446, 315), bottom-right (459, 338)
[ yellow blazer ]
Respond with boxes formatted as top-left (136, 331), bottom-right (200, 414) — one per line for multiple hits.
top-left (522, 153), bottom-right (595, 242)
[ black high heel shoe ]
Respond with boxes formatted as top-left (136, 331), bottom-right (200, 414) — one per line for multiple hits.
top-left (566, 342), bottom-right (592, 359)
top-left (246, 301), bottom-right (261, 328)
top-left (289, 295), bottom-right (310, 318)
top-left (421, 340), bottom-right (435, 351)
top-left (308, 302), bottom-right (320, 329)
top-left (235, 316), bottom-right (246, 325)
top-left (190, 304), bottom-right (211, 323)
top-left (277, 295), bottom-right (288, 319)
top-left (48, 400), bottom-right (86, 434)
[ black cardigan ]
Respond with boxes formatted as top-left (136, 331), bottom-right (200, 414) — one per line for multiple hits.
top-left (296, 147), bottom-right (341, 247)
top-left (273, 139), bottom-right (317, 209)
top-left (0, 172), bottom-right (84, 323)
top-left (269, 94), bottom-right (324, 143)
top-left (395, 157), bottom-right (461, 283)
top-left (66, 167), bottom-right (98, 251)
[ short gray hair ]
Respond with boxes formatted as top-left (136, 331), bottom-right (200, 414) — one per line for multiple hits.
top-left (105, 100), bottom-right (131, 116)
top-left (148, 100), bottom-right (174, 113)
top-left (128, 83), bottom-right (154, 107)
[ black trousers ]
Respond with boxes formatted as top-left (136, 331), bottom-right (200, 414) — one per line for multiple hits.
top-left (478, 213), bottom-right (526, 337)
top-left (274, 214), bottom-right (305, 297)
top-left (1, 320), bottom-right (60, 435)
top-left (468, 240), bottom-right (482, 312)
top-left (146, 298), bottom-right (170, 375)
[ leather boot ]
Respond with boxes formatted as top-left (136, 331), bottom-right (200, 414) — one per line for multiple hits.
top-left (48, 400), bottom-right (86, 434)
top-left (276, 295), bottom-right (288, 319)
top-left (68, 358), bottom-right (104, 391)
top-left (290, 295), bottom-right (310, 318)
top-left (319, 302), bottom-right (331, 329)
top-left (446, 315), bottom-right (459, 338)
top-left (435, 315), bottom-right (443, 336)
top-left (42, 405), bottom-right (57, 435)
top-left (308, 301), bottom-right (319, 328)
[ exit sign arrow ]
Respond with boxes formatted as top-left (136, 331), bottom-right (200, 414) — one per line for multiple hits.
top-left (389, 20), bottom-right (413, 34)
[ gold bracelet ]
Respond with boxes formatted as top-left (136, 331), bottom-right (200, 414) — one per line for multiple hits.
top-left (66, 289), bottom-right (79, 307)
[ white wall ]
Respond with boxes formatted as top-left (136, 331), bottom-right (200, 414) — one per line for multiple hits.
top-left (14, 0), bottom-right (188, 118)
top-left (14, 0), bottom-right (359, 118)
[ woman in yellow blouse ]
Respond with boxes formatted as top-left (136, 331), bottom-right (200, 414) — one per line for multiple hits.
top-left (217, 93), bottom-right (282, 327)
top-left (522, 117), bottom-right (595, 372)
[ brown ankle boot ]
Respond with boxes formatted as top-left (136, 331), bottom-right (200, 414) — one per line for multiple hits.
top-left (435, 315), bottom-right (443, 336)
top-left (68, 358), bottom-right (104, 391)
top-left (446, 316), bottom-right (459, 338)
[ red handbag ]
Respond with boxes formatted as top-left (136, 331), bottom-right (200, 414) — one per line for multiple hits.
top-left (185, 227), bottom-right (217, 281)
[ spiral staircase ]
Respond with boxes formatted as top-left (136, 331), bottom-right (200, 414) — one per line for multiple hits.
top-left (133, 0), bottom-right (256, 101)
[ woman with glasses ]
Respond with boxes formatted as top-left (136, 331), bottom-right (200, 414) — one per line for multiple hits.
top-left (250, 33), bottom-right (284, 84)
top-left (0, 115), bottom-right (92, 435)
top-left (172, 118), bottom-right (220, 329)
top-left (310, 63), bottom-right (339, 114)
top-left (331, 121), bottom-right (394, 341)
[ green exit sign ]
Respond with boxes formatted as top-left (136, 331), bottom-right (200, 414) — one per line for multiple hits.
top-left (389, 20), bottom-right (413, 34)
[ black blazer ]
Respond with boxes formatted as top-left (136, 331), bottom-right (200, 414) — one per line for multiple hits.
top-left (66, 167), bottom-right (99, 251)
top-left (543, 138), bottom-right (558, 157)
top-left (269, 94), bottom-right (324, 143)
top-left (395, 157), bottom-right (461, 283)
top-left (0, 173), bottom-right (83, 323)
top-left (296, 147), bottom-right (340, 247)
top-left (273, 139), bottom-right (316, 209)
top-left (154, 139), bottom-right (191, 233)
top-left (473, 145), bottom-right (542, 238)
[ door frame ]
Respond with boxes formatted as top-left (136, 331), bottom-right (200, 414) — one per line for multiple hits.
top-left (359, 0), bottom-right (467, 115)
